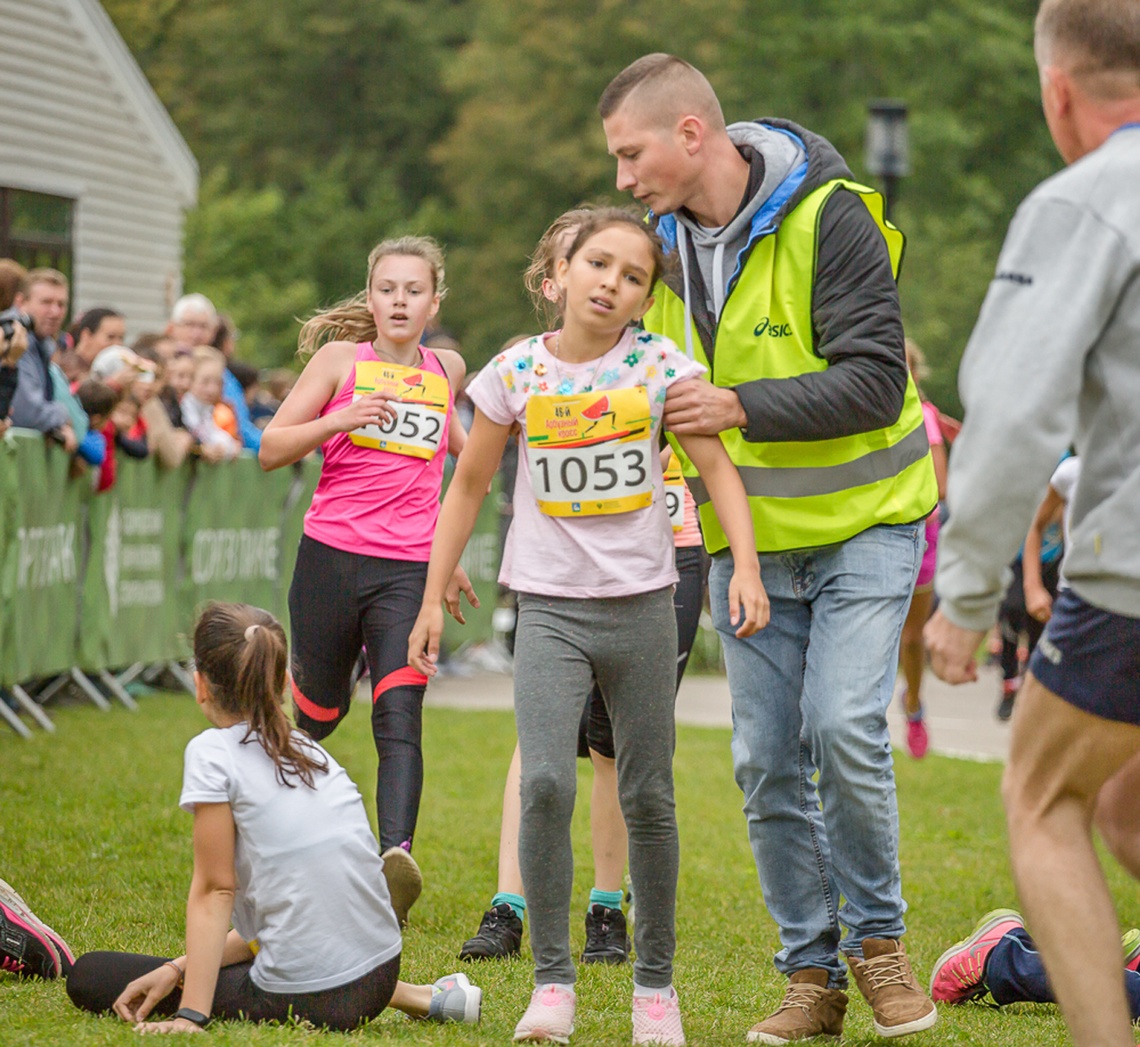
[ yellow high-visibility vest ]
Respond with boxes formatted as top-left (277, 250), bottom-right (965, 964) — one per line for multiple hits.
top-left (644, 179), bottom-right (937, 553)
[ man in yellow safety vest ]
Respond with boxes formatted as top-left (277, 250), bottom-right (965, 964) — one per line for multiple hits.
top-left (600, 54), bottom-right (937, 1043)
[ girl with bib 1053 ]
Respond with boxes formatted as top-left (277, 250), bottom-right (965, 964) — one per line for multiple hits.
top-left (408, 208), bottom-right (769, 1047)
top-left (259, 236), bottom-right (475, 928)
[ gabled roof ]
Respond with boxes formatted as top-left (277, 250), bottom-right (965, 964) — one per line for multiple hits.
top-left (68, 0), bottom-right (198, 206)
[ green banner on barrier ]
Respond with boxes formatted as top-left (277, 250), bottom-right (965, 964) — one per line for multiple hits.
top-left (79, 457), bottom-right (191, 669)
top-left (0, 433), bottom-right (502, 689)
top-left (179, 454), bottom-right (299, 624)
top-left (0, 436), bottom-right (18, 679)
top-left (2, 434), bottom-right (87, 683)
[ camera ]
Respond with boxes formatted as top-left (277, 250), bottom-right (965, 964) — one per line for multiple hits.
top-left (0, 306), bottom-right (33, 342)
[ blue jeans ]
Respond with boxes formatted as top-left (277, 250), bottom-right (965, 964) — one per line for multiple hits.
top-left (709, 522), bottom-right (922, 987)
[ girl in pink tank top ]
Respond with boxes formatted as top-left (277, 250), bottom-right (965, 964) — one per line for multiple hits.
top-left (259, 236), bottom-right (474, 927)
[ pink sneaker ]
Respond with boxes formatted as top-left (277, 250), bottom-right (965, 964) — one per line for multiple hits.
top-left (930, 909), bottom-right (1024, 1003)
top-left (632, 990), bottom-right (686, 1046)
top-left (0, 879), bottom-right (73, 973)
top-left (514, 985), bottom-right (576, 1043)
top-left (906, 717), bottom-right (929, 759)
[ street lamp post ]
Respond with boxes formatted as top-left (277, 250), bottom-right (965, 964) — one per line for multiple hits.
top-left (865, 100), bottom-right (909, 221)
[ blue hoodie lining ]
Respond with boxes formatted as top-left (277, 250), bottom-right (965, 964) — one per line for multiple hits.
top-left (655, 126), bottom-right (810, 301)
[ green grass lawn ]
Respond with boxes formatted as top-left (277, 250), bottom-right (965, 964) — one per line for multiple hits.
top-left (1, 691), bottom-right (1133, 1045)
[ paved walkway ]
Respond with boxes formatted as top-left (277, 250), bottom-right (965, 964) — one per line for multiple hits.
top-left (423, 661), bottom-right (1012, 763)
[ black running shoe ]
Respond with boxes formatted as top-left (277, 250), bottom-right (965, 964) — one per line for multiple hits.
top-left (581, 904), bottom-right (630, 965)
top-left (459, 903), bottom-right (523, 961)
top-left (1, 902), bottom-right (61, 979)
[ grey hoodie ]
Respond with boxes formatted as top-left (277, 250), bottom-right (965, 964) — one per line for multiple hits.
top-left (676, 122), bottom-right (807, 321)
top-left (937, 125), bottom-right (1140, 626)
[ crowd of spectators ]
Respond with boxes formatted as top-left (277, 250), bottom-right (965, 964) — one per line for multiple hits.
top-left (0, 260), bottom-right (295, 488)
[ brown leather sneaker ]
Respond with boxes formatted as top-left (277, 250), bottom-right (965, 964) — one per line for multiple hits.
top-left (846, 938), bottom-right (937, 1038)
top-left (746, 969), bottom-right (847, 1044)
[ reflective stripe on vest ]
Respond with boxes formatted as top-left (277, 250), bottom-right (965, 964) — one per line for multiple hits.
top-left (643, 178), bottom-right (937, 554)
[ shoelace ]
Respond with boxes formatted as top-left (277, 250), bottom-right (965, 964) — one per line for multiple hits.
top-left (857, 953), bottom-right (910, 991)
top-left (780, 983), bottom-right (831, 1013)
top-left (478, 909), bottom-right (509, 937)
top-left (1, 955), bottom-right (26, 974)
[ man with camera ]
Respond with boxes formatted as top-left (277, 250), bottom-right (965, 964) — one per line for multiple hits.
top-left (8, 268), bottom-right (76, 451)
top-left (0, 307), bottom-right (28, 437)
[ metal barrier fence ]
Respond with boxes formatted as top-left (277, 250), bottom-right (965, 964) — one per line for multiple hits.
top-left (0, 430), bottom-right (501, 736)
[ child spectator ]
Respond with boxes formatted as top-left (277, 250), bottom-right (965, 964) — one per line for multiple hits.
top-left (129, 346), bottom-right (193, 469)
top-left (159, 350), bottom-right (193, 431)
top-left (75, 379), bottom-right (119, 491)
top-left (181, 347), bottom-right (240, 461)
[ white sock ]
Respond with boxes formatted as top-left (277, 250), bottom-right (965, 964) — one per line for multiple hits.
top-left (633, 982), bottom-right (674, 999)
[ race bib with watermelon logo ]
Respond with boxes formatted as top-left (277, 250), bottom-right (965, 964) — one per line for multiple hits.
top-left (349, 361), bottom-right (449, 459)
top-left (525, 387), bottom-right (654, 516)
top-left (663, 452), bottom-right (686, 532)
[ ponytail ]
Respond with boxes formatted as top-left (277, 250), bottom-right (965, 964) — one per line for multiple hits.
top-left (193, 603), bottom-right (327, 788)
top-left (297, 291), bottom-right (376, 359)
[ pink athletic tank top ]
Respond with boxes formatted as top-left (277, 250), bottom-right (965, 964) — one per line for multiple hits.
top-left (303, 342), bottom-right (453, 561)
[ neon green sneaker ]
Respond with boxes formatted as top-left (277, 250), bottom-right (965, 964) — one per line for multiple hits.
top-left (1123, 928), bottom-right (1140, 974)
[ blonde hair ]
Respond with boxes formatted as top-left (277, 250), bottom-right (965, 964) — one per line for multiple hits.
top-left (297, 236), bottom-right (447, 357)
top-left (191, 345), bottom-right (226, 372)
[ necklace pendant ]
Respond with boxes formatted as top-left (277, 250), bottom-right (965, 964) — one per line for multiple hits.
top-left (534, 363), bottom-right (547, 376)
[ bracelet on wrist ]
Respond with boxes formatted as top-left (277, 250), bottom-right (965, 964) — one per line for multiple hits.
top-left (174, 1006), bottom-right (210, 1027)
top-left (163, 960), bottom-right (184, 987)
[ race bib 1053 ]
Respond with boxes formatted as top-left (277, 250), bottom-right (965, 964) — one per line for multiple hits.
top-left (525, 387), bottom-right (654, 516)
top-left (349, 361), bottom-right (449, 460)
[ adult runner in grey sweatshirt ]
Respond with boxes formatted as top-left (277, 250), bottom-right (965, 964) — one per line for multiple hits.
top-left (927, 3), bottom-right (1140, 1045)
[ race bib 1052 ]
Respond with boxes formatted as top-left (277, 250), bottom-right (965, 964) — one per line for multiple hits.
top-left (525, 387), bottom-right (654, 516)
top-left (349, 361), bottom-right (449, 460)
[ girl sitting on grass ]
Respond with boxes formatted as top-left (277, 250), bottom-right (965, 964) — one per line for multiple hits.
top-left (55, 602), bottom-right (481, 1034)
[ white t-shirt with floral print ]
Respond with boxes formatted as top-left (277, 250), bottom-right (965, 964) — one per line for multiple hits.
top-left (467, 327), bottom-right (705, 598)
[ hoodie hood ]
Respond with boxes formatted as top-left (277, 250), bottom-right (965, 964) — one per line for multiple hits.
top-left (655, 118), bottom-right (853, 255)
top-left (652, 119), bottom-right (853, 359)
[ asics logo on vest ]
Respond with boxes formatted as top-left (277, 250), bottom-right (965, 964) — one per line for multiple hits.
top-left (753, 317), bottom-right (794, 338)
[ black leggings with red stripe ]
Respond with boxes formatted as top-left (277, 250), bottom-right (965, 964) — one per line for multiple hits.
top-left (289, 535), bottom-right (428, 852)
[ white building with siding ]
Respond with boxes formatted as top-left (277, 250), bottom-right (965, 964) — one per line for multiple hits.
top-left (0, 0), bottom-right (197, 333)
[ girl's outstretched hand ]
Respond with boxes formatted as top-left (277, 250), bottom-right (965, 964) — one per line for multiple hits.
top-left (728, 569), bottom-right (770, 638)
top-left (113, 962), bottom-right (181, 1024)
top-left (408, 605), bottom-right (444, 677)
top-left (444, 565), bottom-right (480, 625)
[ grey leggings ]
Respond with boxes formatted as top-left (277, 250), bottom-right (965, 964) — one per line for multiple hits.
top-left (514, 587), bottom-right (679, 988)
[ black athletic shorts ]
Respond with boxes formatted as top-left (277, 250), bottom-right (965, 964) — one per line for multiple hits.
top-left (1029, 587), bottom-right (1140, 726)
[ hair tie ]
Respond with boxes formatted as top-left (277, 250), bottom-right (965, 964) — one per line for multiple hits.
top-left (244, 624), bottom-right (260, 642)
